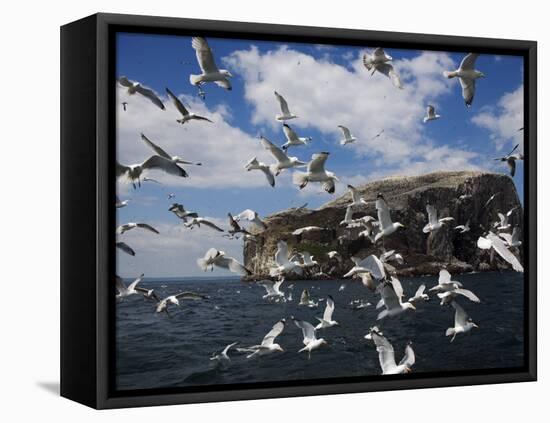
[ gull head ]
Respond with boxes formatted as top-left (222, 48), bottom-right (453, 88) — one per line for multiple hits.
top-left (222, 70), bottom-right (233, 77)
top-left (477, 71), bottom-right (486, 78)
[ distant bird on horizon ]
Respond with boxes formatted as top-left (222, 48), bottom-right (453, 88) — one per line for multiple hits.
top-left (189, 37), bottom-right (233, 96)
top-left (444, 53), bottom-right (485, 107)
top-left (338, 125), bottom-right (357, 145)
top-left (274, 91), bottom-right (298, 121)
top-left (118, 76), bottom-right (165, 110)
top-left (292, 152), bottom-right (339, 194)
top-left (371, 129), bottom-right (384, 140)
top-left (423, 105), bottom-right (441, 123)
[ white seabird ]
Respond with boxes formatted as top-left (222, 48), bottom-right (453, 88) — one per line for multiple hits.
top-left (407, 284), bottom-right (429, 304)
top-left (338, 125), bottom-right (357, 145)
top-left (269, 240), bottom-right (303, 277)
top-left (292, 226), bottom-right (324, 236)
top-left (282, 124), bottom-right (311, 150)
top-left (446, 301), bottom-right (478, 342)
top-left (197, 248), bottom-right (251, 275)
top-left (141, 133), bottom-right (202, 167)
top-left (260, 136), bottom-right (306, 176)
top-left (293, 318), bottom-right (327, 358)
top-left (423, 105), bottom-right (441, 123)
top-left (494, 207), bottom-right (517, 231)
top-left (244, 157), bottom-right (276, 188)
top-left (423, 203), bottom-right (455, 233)
top-left (184, 217), bottom-right (224, 232)
top-left (443, 53), bottom-right (485, 107)
top-left (362, 48), bottom-right (403, 89)
top-left (117, 156), bottom-right (188, 188)
top-left (429, 269), bottom-right (480, 305)
top-left (115, 196), bottom-right (129, 208)
top-left (116, 222), bottom-right (159, 235)
top-left (477, 232), bottom-right (524, 272)
top-left (494, 144), bottom-right (523, 177)
top-left (210, 342), bottom-right (238, 367)
top-left (344, 254), bottom-right (386, 281)
top-left (274, 91), bottom-right (297, 121)
top-left (327, 251), bottom-right (342, 262)
top-left (454, 220), bottom-right (471, 233)
top-left (189, 37), bottom-right (233, 93)
top-left (376, 277), bottom-right (416, 320)
top-left (234, 209), bottom-right (267, 231)
top-left (237, 319), bottom-right (286, 358)
top-left (369, 328), bottom-right (415, 374)
top-left (166, 88), bottom-right (213, 124)
top-left (155, 291), bottom-right (208, 314)
top-left (374, 194), bottom-right (404, 241)
top-left (258, 278), bottom-right (285, 300)
top-left (315, 295), bottom-right (339, 329)
top-left (293, 152), bottom-right (339, 194)
top-left (118, 76), bottom-right (165, 110)
top-left (116, 241), bottom-right (135, 256)
top-left (299, 288), bottom-right (318, 308)
top-left (168, 203), bottom-right (199, 222)
top-left (227, 213), bottom-right (252, 237)
top-left (499, 227), bottom-right (522, 247)
top-left (347, 184), bottom-right (368, 208)
top-left (380, 249), bottom-right (405, 265)
top-left (115, 274), bottom-right (145, 299)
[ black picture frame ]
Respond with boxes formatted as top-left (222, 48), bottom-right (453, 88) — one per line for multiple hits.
top-left (60, 12), bottom-right (537, 409)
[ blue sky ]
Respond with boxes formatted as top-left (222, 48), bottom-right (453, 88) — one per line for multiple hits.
top-left (116, 32), bottom-right (524, 278)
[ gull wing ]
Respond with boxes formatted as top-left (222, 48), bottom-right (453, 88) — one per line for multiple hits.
top-left (274, 91), bottom-right (291, 115)
top-left (376, 196), bottom-right (393, 230)
top-left (498, 232), bottom-right (513, 245)
top-left (140, 133), bottom-right (171, 160)
top-left (459, 53), bottom-right (479, 71)
top-left (136, 223), bottom-right (160, 234)
top-left (214, 79), bottom-right (232, 90)
top-left (376, 63), bottom-right (403, 89)
top-left (511, 227), bottom-right (521, 245)
top-left (275, 240), bottom-right (290, 266)
top-left (175, 291), bottom-right (208, 300)
top-left (415, 284), bottom-right (426, 297)
top-left (293, 318), bottom-right (317, 345)
top-left (454, 288), bottom-right (480, 303)
top-left (117, 76), bottom-right (133, 87)
top-left (347, 184), bottom-right (361, 204)
top-left (338, 125), bottom-right (352, 139)
top-left (427, 105), bottom-right (435, 117)
top-left (142, 155), bottom-right (188, 177)
top-left (371, 331), bottom-right (396, 374)
top-left (116, 161), bottom-right (130, 178)
top-left (165, 88), bottom-right (190, 117)
top-left (191, 37), bottom-right (220, 74)
top-left (322, 295), bottom-right (335, 321)
top-left (390, 276), bottom-right (404, 301)
top-left (261, 167), bottom-right (275, 187)
top-left (260, 136), bottom-right (288, 163)
top-left (322, 179), bottom-right (336, 194)
top-left (127, 273), bottom-right (145, 291)
top-left (216, 256), bottom-right (251, 275)
top-left (221, 342), bottom-right (238, 356)
top-left (261, 320), bottom-right (285, 346)
top-left (115, 275), bottom-right (126, 293)
top-left (380, 282), bottom-right (401, 310)
top-left (398, 344), bottom-right (415, 368)
top-left (459, 77), bottom-right (476, 107)
top-left (439, 269), bottom-right (452, 284)
top-left (135, 287), bottom-right (160, 302)
top-left (116, 242), bottom-right (135, 256)
top-left (198, 219), bottom-right (224, 232)
top-left (486, 232), bottom-right (524, 272)
top-left (134, 84), bottom-right (165, 110)
top-left (282, 124), bottom-right (300, 142)
top-left (426, 204), bottom-right (438, 226)
top-left (451, 301), bottom-right (469, 327)
top-left (300, 289), bottom-right (310, 303)
top-left (343, 205), bottom-right (353, 223)
top-left (507, 157), bottom-right (517, 177)
top-left (357, 255), bottom-right (386, 280)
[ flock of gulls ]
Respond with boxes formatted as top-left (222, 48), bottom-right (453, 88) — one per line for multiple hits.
top-left (115, 38), bottom-right (525, 375)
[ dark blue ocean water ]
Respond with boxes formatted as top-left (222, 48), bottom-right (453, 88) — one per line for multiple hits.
top-left (115, 271), bottom-right (524, 390)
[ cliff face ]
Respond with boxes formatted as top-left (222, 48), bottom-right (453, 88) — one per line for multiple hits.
top-left (243, 171), bottom-right (523, 279)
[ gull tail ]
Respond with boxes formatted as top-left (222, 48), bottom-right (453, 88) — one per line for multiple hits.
top-left (292, 171), bottom-right (309, 189)
top-left (189, 74), bottom-right (202, 86)
top-left (443, 71), bottom-right (458, 79)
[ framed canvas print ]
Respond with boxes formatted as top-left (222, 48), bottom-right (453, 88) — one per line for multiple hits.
top-left (60, 13), bottom-right (537, 409)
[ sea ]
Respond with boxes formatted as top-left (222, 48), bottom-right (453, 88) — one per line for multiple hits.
top-left (115, 271), bottom-right (525, 391)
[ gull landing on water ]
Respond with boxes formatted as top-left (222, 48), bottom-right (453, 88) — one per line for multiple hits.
top-left (423, 105), bottom-right (441, 123)
top-left (338, 125), bottom-right (356, 145)
top-left (166, 88), bottom-right (213, 124)
top-left (117, 76), bottom-right (165, 110)
top-left (189, 37), bottom-right (233, 97)
top-left (293, 152), bottom-right (339, 194)
top-left (444, 53), bottom-right (485, 107)
top-left (274, 91), bottom-right (298, 121)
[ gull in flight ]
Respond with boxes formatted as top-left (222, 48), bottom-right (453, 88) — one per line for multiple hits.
top-left (237, 319), bottom-right (286, 358)
top-left (116, 222), bottom-right (159, 235)
top-left (269, 240), bottom-right (303, 277)
top-left (244, 157), bottom-right (275, 187)
top-left (274, 91), bottom-right (297, 121)
top-left (444, 53), bottom-right (485, 107)
top-left (117, 156), bottom-right (187, 189)
top-left (347, 184), bottom-right (368, 208)
top-left (446, 301), bottom-right (478, 342)
top-left (380, 249), bottom-right (405, 266)
top-left (210, 342), bottom-right (238, 367)
top-left (376, 277), bottom-right (416, 320)
top-left (292, 226), bottom-right (323, 236)
top-left (197, 248), bottom-right (251, 275)
top-left (423, 105), bottom-right (441, 123)
top-left (499, 227), bottom-right (522, 247)
top-left (494, 207), bottom-right (517, 231)
top-left (315, 295), bottom-right (338, 329)
top-left (228, 213), bottom-right (252, 237)
top-left (494, 144), bottom-right (523, 177)
top-left (116, 241), bottom-right (135, 256)
top-left (166, 88), bottom-right (213, 124)
top-left (300, 251), bottom-right (318, 268)
top-left (155, 291), bottom-right (208, 315)
top-left (423, 203), bottom-right (455, 233)
top-left (344, 254), bottom-right (386, 280)
top-left (338, 125), bottom-right (356, 145)
top-left (299, 288), bottom-right (318, 308)
top-left (189, 37), bottom-right (232, 96)
top-left (484, 192), bottom-right (500, 208)
top-left (282, 124), bottom-right (312, 150)
top-left (258, 278), bottom-right (286, 300)
top-left (429, 269), bottom-right (480, 305)
top-left (327, 251), bottom-right (342, 262)
top-left (374, 194), bottom-right (405, 241)
top-left (293, 318), bottom-right (327, 358)
top-left (477, 231), bottom-right (524, 272)
top-left (117, 76), bottom-right (165, 110)
top-left (293, 152), bottom-right (339, 194)
top-left (260, 136), bottom-right (306, 176)
top-left (141, 133), bottom-right (202, 167)
top-left (168, 203), bottom-right (199, 222)
top-left (368, 328), bottom-right (415, 374)
top-left (234, 209), bottom-right (267, 231)
top-left (363, 48), bottom-right (403, 89)
top-left (115, 196), bottom-right (129, 208)
top-left (407, 284), bottom-right (429, 305)
top-left (184, 217), bottom-right (224, 232)
top-left (454, 220), bottom-right (471, 233)
top-left (115, 274), bottom-right (144, 299)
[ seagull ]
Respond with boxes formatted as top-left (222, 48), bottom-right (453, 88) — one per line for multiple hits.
top-left (494, 207), bottom-right (517, 231)
top-left (282, 124), bottom-right (311, 150)
top-left (141, 133), bottom-right (202, 167)
top-left (197, 248), bottom-right (251, 275)
top-left (484, 192), bottom-right (500, 208)
top-left (327, 251), bottom-right (342, 262)
top-left (347, 184), bottom-right (368, 208)
top-left (210, 342), bottom-right (238, 367)
top-left (258, 278), bottom-right (285, 300)
top-left (274, 91), bottom-right (297, 121)
top-left (189, 37), bottom-right (232, 94)
top-left (228, 213), bottom-right (252, 237)
top-left (244, 157), bottom-right (276, 187)
top-left (168, 203), bottom-right (199, 222)
top-left (499, 227), bottom-right (522, 247)
top-left (446, 301), bottom-right (478, 342)
top-left (117, 156), bottom-right (187, 188)
top-left (234, 209), bottom-right (267, 231)
top-left (371, 129), bottom-right (384, 140)
top-left (269, 240), bottom-right (303, 277)
top-left (116, 241), bottom-right (135, 256)
top-left (407, 284), bottom-right (429, 304)
top-left (423, 203), bottom-right (455, 233)
top-left (155, 291), bottom-right (208, 314)
top-left (300, 251), bottom-right (318, 268)
top-left (363, 48), bottom-right (403, 89)
top-left (344, 254), bottom-right (386, 281)
top-left (166, 88), bottom-right (213, 124)
top-left (115, 196), bottom-right (129, 208)
top-left (478, 231), bottom-right (524, 272)
top-left (350, 299), bottom-right (371, 310)
top-left (121, 102), bottom-right (128, 111)
top-left (423, 105), bottom-right (441, 122)
top-left (117, 76), bottom-right (165, 110)
top-left (115, 274), bottom-right (145, 299)
top-left (292, 152), bottom-right (339, 194)
top-left (369, 328), bottom-right (415, 374)
top-left (184, 217), bottom-right (224, 232)
top-left (443, 53), bottom-right (485, 107)
top-left (494, 144), bottom-right (523, 177)
top-left (338, 125), bottom-right (356, 145)
top-left (291, 226), bottom-right (324, 236)
top-left (429, 269), bottom-right (480, 304)
top-left (364, 326), bottom-right (383, 341)
top-left (376, 277), bottom-right (416, 320)
top-left (454, 220), bottom-right (470, 233)
top-left (374, 194), bottom-right (405, 241)
top-left (299, 288), bottom-right (318, 308)
top-left (315, 295), bottom-right (338, 329)
top-left (236, 319), bottom-right (286, 358)
top-left (293, 318), bottom-right (327, 357)
top-left (260, 136), bottom-right (306, 176)
top-left (116, 222), bottom-right (159, 235)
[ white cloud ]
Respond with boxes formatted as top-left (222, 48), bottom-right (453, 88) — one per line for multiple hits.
top-left (471, 84), bottom-right (524, 151)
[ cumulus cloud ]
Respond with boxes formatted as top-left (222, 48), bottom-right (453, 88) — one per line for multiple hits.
top-left (471, 84), bottom-right (524, 151)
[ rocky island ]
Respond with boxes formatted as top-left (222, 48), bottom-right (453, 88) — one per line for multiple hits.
top-left (243, 171), bottom-right (523, 280)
